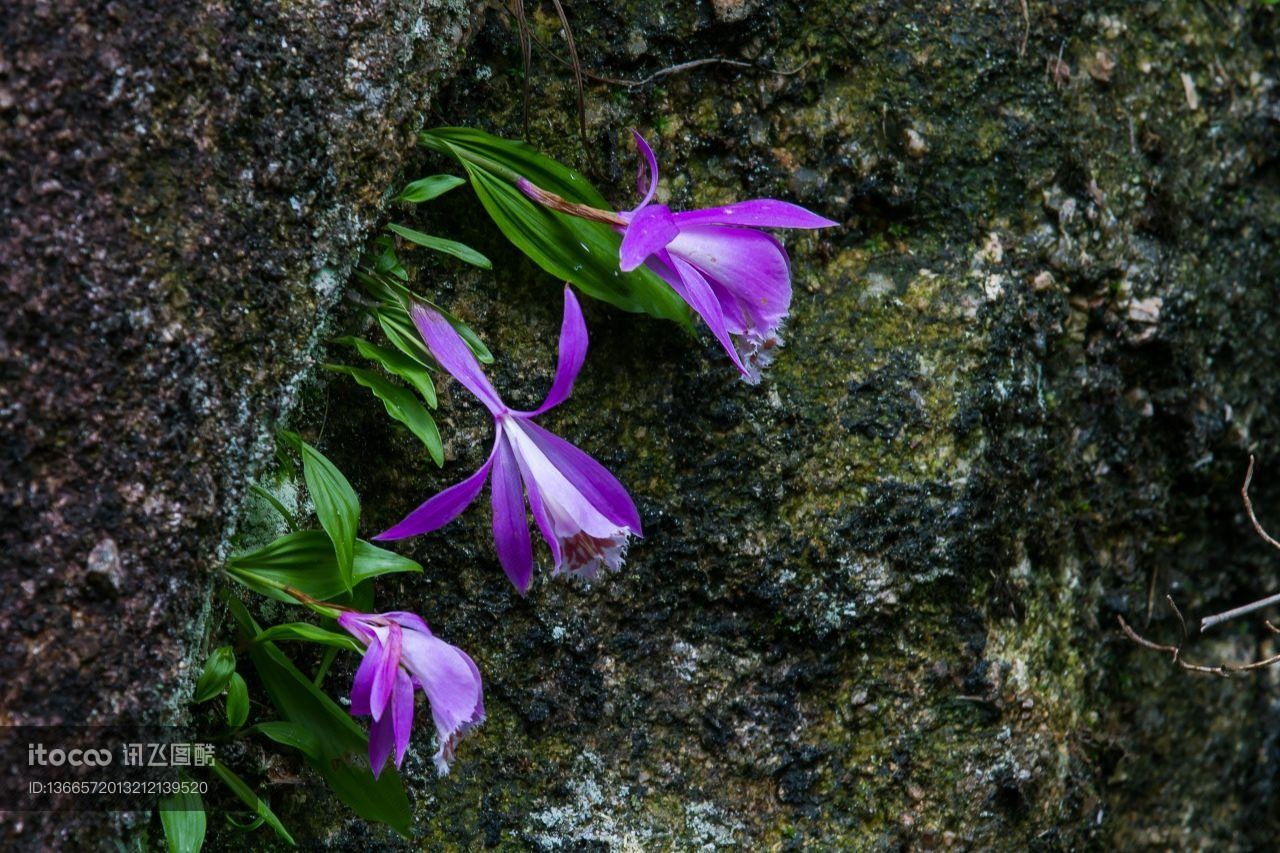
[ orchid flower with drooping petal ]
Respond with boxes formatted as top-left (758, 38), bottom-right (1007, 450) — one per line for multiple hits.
top-left (518, 131), bottom-right (837, 383)
top-left (337, 610), bottom-right (484, 777)
top-left (373, 286), bottom-right (643, 593)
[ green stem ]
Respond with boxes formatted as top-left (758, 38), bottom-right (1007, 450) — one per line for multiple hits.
top-left (313, 646), bottom-right (339, 688)
top-left (221, 570), bottom-right (348, 620)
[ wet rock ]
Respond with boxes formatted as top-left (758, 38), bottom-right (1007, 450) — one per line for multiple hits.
top-left (283, 1), bottom-right (1280, 848)
top-left (0, 0), bottom-right (476, 846)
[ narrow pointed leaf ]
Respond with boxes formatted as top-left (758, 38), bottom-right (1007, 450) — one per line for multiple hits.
top-left (158, 772), bottom-right (206, 853)
top-left (249, 484), bottom-right (299, 532)
top-left (194, 647), bottom-right (235, 704)
top-left (395, 174), bottom-right (466, 203)
top-left (209, 761), bottom-right (296, 846)
top-left (325, 365), bottom-right (443, 466)
top-left (387, 223), bottom-right (491, 269)
top-left (462, 160), bottom-right (690, 324)
top-left (225, 673), bottom-right (249, 729)
top-left (255, 622), bottom-right (363, 654)
top-left (421, 127), bottom-right (691, 326)
top-left (421, 127), bottom-right (611, 206)
top-left (335, 336), bottom-right (437, 408)
top-left (279, 432), bottom-right (359, 592)
top-left (248, 722), bottom-right (322, 761)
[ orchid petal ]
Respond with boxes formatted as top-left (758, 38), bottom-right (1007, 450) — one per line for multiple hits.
top-left (526, 286), bottom-right (589, 417)
top-left (368, 623), bottom-right (402, 722)
top-left (390, 668), bottom-right (414, 769)
top-left (516, 419), bottom-right (642, 534)
top-left (368, 712), bottom-right (395, 779)
top-left (503, 419), bottom-right (620, 539)
top-left (657, 249), bottom-right (754, 380)
top-left (409, 302), bottom-right (504, 415)
top-left (432, 646), bottom-right (486, 775)
top-left (338, 611), bottom-right (377, 647)
top-left (631, 129), bottom-right (660, 210)
top-left (348, 636), bottom-right (384, 717)
top-left (672, 199), bottom-right (838, 229)
top-left (521, 461), bottom-right (562, 567)
top-left (459, 647), bottom-right (486, 725)
top-left (400, 631), bottom-right (484, 752)
top-left (383, 611), bottom-right (432, 635)
top-left (667, 226), bottom-right (792, 338)
top-left (374, 442), bottom-right (498, 540)
top-left (491, 433), bottom-right (534, 594)
top-left (618, 204), bottom-right (679, 272)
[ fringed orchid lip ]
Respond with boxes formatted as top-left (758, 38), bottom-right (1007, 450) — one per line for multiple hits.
top-left (337, 610), bottom-right (484, 777)
top-left (374, 287), bottom-right (643, 594)
top-left (521, 129), bottom-right (838, 383)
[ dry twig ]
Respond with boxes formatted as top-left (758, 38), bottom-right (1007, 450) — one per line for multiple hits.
top-left (1200, 456), bottom-right (1280, 632)
top-left (1119, 456), bottom-right (1280, 674)
top-left (1019, 0), bottom-right (1030, 58)
top-left (1118, 610), bottom-right (1280, 677)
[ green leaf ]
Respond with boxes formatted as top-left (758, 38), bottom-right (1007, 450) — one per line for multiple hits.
top-left (209, 760), bottom-right (296, 846)
top-left (278, 432), bottom-right (360, 593)
top-left (421, 127), bottom-right (611, 206)
top-left (225, 673), bottom-right (249, 729)
top-left (224, 814), bottom-right (266, 832)
top-left (421, 127), bottom-right (691, 326)
top-left (226, 596), bottom-right (412, 837)
top-left (255, 622), bottom-right (362, 654)
top-left (226, 531), bottom-right (422, 603)
top-left (387, 223), bottom-right (492, 269)
top-left (325, 365), bottom-right (444, 466)
top-left (358, 271), bottom-right (495, 365)
top-left (249, 484), bottom-right (298, 532)
top-left (194, 647), bottom-right (235, 704)
top-left (158, 773), bottom-right (206, 853)
top-left (371, 305), bottom-right (432, 366)
top-left (335, 336), bottom-right (437, 408)
top-left (395, 174), bottom-right (466, 203)
top-left (468, 159), bottom-right (690, 324)
top-left (247, 721), bottom-right (322, 761)
top-left (313, 645), bottom-right (339, 687)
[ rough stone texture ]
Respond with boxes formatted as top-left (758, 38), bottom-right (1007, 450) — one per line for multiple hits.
top-left (0, 0), bottom-right (474, 845)
top-left (269, 0), bottom-right (1280, 848)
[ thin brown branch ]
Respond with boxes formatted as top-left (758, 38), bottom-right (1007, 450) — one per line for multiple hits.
top-left (495, 4), bottom-right (803, 92)
top-left (547, 0), bottom-right (586, 146)
top-left (1242, 454), bottom-right (1280, 551)
top-left (1019, 0), bottom-right (1030, 57)
top-left (1118, 613), bottom-right (1280, 677)
top-left (511, 0), bottom-right (533, 138)
top-left (1166, 594), bottom-right (1188, 643)
top-left (1200, 456), bottom-right (1280, 632)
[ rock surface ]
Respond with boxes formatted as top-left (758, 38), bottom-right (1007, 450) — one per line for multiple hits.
top-left (0, 0), bottom-right (473, 845)
top-left (297, 1), bottom-right (1280, 848)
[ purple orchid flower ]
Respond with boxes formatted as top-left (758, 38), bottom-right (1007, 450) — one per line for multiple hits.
top-left (518, 131), bottom-right (837, 383)
top-left (337, 609), bottom-right (484, 777)
top-left (373, 286), bottom-right (643, 593)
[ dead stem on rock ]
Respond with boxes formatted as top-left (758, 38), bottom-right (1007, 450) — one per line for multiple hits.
top-left (547, 0), bottom-right (586, 146)
top-left (1200, 455), bottom-right (1280, 632)
top-left (1120, 457), bottom-right (1280, 674)
top-left (510, 0), bottom-right (533, 137)
top-left (1118, 607), bottom-right (1280, 678)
